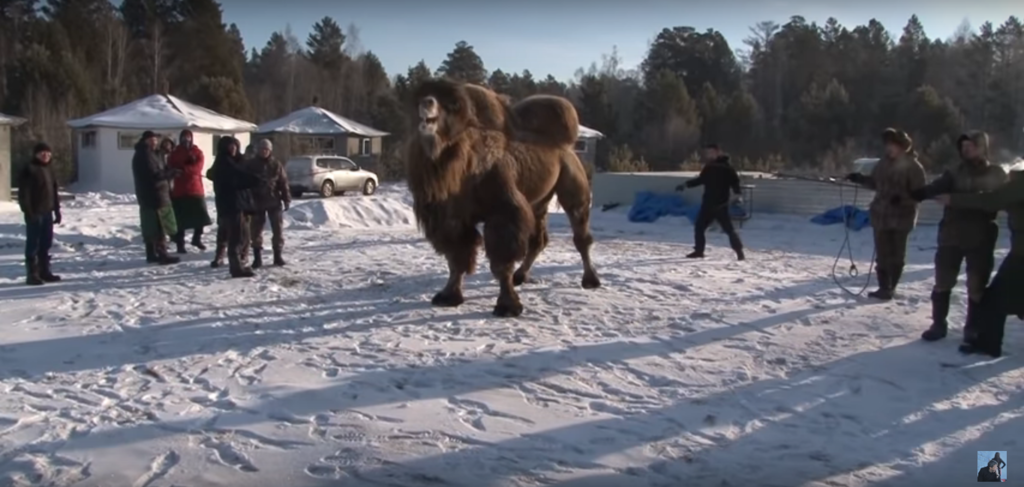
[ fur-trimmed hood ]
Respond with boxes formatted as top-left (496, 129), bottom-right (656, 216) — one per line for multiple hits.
top-left (957, 130), bottom-right (989, 159)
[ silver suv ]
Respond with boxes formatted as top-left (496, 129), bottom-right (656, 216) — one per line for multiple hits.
top-left (286, 155), bottom-right (379, 198)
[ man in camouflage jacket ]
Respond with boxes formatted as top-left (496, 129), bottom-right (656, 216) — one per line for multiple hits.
top-left (912, 131), bottom-right (1006, 343)
top-left (846, 128), bottom-right (928, 300)
top-left (246, 138), bottom-right (291, 268)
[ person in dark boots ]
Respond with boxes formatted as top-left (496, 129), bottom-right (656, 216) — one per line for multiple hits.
top-left (675, 143), bottom-right (745, 261)
top-left (246, 139), bottom-right (290, 268)
top-left (206, 136), bottom-right (247, 268)
top-left (910, 131), bottom-right (1006, 342)
top-left (168, 129), bottom-right (212, 254)
top-left (17, 142), bottom-right (62, 285)
top-left (132, 131), bottom-right (181, 265)
top-left (210, 136), bottom-right (262, 278)
top-left (936, 168), bottom-right (1024, 358)
top-left (846, 128), bottom-right (927, 301)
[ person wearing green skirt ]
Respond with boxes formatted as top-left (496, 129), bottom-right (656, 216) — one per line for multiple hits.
top-left (167, 129), bottom-right (213, 253)
top-left (133, 131), bottom-right (181, 265)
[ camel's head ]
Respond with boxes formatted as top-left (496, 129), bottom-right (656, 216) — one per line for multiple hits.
top-left (412, 79), bottom-right (474, 157)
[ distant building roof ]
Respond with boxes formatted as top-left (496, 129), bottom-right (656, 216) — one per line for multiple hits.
top-left (579, 125), bottom-right (604, 139)
top-left (0, 112), bottom-right (26, 126)
top-left (255, 106), bottom-right (389, 137)
top-left (66, 94), bottom-right (256, 132)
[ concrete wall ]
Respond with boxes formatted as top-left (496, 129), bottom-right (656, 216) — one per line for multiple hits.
top-left (592, 171), bottom-right (948, 225)
top-left (0, 126), bottom-right (10, 201)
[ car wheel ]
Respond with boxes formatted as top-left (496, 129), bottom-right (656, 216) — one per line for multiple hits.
top-left (291, 189), bottom-right (303, 199)
top-left (362, 179), bottom-right (377, 196)
top-left (320, 180), bottom-right (334, 198)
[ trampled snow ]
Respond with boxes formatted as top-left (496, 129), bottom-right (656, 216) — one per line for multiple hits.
top-left (0, 185), bottom-right (1020, 487)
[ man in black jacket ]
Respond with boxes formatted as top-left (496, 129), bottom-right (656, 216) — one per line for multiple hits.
top-left (978, 460), bottom-right (1001, 481)
top-left (676, 144), bottom-right (746, 260)
top-left (131, 130), bottom-right (180, 265)
top-left (210, 136), bottom-right (262, 278)
top-left (17, 143), bottom-right (62, 286)
top-left (246, 139), bottom-right (291, 268)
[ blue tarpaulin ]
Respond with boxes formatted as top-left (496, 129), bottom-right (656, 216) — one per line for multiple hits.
top-left (627, 191), bottom-right (749, 224)
top-left (810, 205), bottom-right (871, 231)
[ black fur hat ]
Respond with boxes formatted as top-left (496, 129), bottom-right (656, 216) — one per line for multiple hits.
top-left (881, 128), bottom-right (912, 150)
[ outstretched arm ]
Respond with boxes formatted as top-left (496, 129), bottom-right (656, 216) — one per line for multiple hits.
top-left (910, 171), bottom-right (954, 201)
top-left (685, 167), bottom-right (707, 188)
top-left (949, 176), bottom-right (1024, 212)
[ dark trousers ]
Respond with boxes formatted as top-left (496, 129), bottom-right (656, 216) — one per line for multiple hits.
top-left (226, 212), bottom-right (252, 270)
top-left (872, 228), bottom-right (910, 290)
top-left (214, 217), bottom-right (229, 256)
top-left (251, 207), bottom-right (284, 251)
top-left (24, 213), bottom-right (54, 260)
top-left (174, 226), bottom-right (204, 245)
top-left (694, 204), bottom-right (743, 254)
top-left (970, 253), bottom-right (1024, 351)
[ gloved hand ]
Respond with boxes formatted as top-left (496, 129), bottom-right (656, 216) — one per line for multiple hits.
top-left (674, 184), bottom-right (685, 192)
top-left (188, 154), bottom-right (197, 164)
top-left (54, 210), bottom-right (62, 225)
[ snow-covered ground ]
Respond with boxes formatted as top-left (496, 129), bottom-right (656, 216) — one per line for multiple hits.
top-left (0, 185), bottom-right (1020, 487)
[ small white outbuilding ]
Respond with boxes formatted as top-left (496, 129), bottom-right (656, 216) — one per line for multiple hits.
top-left (0, 112), bottom-right (27, 201)
top-left (66, 94), bottom-right (256, 193)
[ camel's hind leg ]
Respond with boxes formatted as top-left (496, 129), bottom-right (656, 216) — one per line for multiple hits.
top-left (484, 187), bottom-right (536, 318)
top-left (513, 205), bottom-right (551, 286)
top-left (555, 152), bottom-right (600, 289)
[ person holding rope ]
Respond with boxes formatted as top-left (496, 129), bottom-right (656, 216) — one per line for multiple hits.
top-left (675, 143), bottom-right (745, 261)
top-left (935, 168), bottom-right (1024, 358)
top-left (844, 128), bottom-right (927, 301)
top-left (910, 131), bottom-right (1006, 343)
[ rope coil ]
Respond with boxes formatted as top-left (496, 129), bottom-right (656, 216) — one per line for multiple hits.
top-left (831, 181), bottom-right (876, 296)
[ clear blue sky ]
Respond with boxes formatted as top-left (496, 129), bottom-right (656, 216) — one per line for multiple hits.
top-left (221, 0), bottom-right (1021, 82)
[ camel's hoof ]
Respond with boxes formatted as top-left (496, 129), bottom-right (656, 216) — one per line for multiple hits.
top-left (512, 271), bottom-right (530, 286)
top-left (581, 273), bottom-right (601, 289)
top-left (431, 290), bottom-right (465, 307)
top-left (492, 299), bottom-right (524, 318)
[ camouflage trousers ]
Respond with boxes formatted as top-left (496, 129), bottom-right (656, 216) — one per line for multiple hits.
top-left (225, 212), bottom-right (252, 270)
top-left (933, 245), bottom-right (996, 302)
top-left (251, 208), bottom-right (284, 251)
top-left (872, 228), bottom-right (910, 273)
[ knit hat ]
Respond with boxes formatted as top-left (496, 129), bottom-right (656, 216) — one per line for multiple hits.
top-left (258, 138), bottom-right (273, 151)
top-left (33, 142), bottom-right (51, 154)
top-left (881, 128), bottom-right (913, 150)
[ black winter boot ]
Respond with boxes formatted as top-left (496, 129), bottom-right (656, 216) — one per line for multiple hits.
top-left (191, 229), bottom-right (206, 251)
top-left (228, 254), bottom-right (254, 278)
top-left (962, 299), bottom-right (981, 344)
top-left (174, 234), bottom-right (187, 254)
top-left (38, 256), bottom-right (61, 283)
top-left (921, 290), bottom-right (950, 341)
top-left (686, 250), bottom-right (704, 259)
top-left (210, 245), bottom-right (226, 268)
top-left (251, 248), bottom-right (263, 269)
top-left (145, 243), bottom-right (158, 263)
top-left (154, 240), bottom-right (180, 265)
top-left (25, 258), bottom-right (43, 286)
top-left (272, 248), bottom-right (285, 266)
top-left (890, 265), bottom-right (905, 295)
top-left (867, 268), bottom-right (893, 301)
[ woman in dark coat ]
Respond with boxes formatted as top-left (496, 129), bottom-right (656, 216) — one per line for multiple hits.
top-left (208, 137), bottom-right (262, 277)
top-left (167, 129), bottom-right (212, 253)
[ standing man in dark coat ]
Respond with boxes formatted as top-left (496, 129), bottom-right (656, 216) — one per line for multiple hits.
top-left (676, 143), bottom-right (745, 261)
top-left (911, 131), bottom-right (1006, 342)
top-left (17, 142), bottom-right (62, 285)
top-left (936, 168), bottom-right (1024, 358)
top-left (132, 131), bottom-right (180, 265)
top-left (247, 139), bottom-right (291, 268)
top-left (846, 128), bottom-right (927, 300)
top-left (210, 136), bottom-right (261, 278)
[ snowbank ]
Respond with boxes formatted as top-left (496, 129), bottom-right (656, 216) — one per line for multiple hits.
top-left (286, 194), bottom-right (416, 229)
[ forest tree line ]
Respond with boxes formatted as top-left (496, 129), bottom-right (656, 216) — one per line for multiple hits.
top-left (1, 0), bottom-right (1023, 184)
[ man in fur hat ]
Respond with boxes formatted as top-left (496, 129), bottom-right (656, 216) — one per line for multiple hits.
top-left (911, 131), bottom-right (1006, 343)
top-left (936, 167), bottom-right (1024, 358)
top-left (246, 138), bottom-right (290, 268)
top-left (845, 128), bottom-right (927, 300)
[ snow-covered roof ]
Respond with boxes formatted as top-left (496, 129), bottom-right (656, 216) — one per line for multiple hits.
top-left (578, 124), bottom-right (604, 139)
top-left (0, 112), bottom-right (26, 126)
top-left (255, 106), bottom-right (389, 137)
top-left (66, 94), bottom-right (256, 132)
